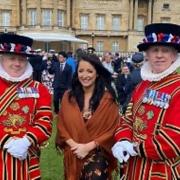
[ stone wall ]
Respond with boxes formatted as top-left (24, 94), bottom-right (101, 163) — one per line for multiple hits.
top-left (0, 0), bottom-right (179, 52)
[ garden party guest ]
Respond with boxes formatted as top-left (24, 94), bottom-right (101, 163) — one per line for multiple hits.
top-left (56, 52), bottom-right (119, 179)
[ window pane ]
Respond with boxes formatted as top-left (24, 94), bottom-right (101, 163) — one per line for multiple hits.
top-left (80, 14), bottom-right (88, 30)
top-left (28, 9), bottom-right (37, 26)
top-left (112, 15), bottom-right (120, 31)
top-left (2, 10), bottom-right (11, 26)
top-left (42, 9), bottom-right (52, 26)
top-left (57, 10), bottom-right (64, 27)
top-left (136, 16), bottom-right (144, 31)
top-left (96, 41), bottom-right (104, 55)
top-left (112, 41), bottom-right (119, 52)
top-left (163, 3), bottom-right (170, 9)
top-left (79, 43), bottom-right (88, 50)
top-left (96, 15), bottom-right (105, 30)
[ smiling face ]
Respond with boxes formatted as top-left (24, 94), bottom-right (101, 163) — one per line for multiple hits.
top-left (1, 54), bottom-right (28, 77)
top-left (121, 65), bottom-right (130, 75)
top-left (78, 60), bottom-right (98, 91)
top-left (146, 45), bottom-right (177, 73)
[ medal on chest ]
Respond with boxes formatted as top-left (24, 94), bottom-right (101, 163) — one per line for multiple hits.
top-left (142, 89), bottom-right (171, 109)
top-left (17, 87), bottom-right (39, 98)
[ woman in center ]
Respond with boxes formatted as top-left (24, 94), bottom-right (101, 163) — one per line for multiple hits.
top-left (56, 52), bottom-right (119, 179)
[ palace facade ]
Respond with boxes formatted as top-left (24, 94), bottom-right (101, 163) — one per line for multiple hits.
top-left (0, 0), bottom-right (179, 54)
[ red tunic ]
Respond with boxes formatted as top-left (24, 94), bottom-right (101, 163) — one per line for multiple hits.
top-left (0, 77), bottom-right (52, 180)
top-left (115, 73), bottom-right (180, 180)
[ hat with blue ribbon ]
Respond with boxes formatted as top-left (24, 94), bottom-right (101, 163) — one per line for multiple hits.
top-left (137, 23), bottom-right (180, 52)
top-left (0, 33), bottom-right (34, 57)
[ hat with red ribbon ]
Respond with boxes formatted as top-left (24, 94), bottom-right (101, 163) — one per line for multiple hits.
top-left (137, 23), bottom-right (180, 52)
top-left (0, 33), bottom-right (34, 57)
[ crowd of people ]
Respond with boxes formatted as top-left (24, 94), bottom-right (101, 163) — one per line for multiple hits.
top-left (28, 46), bottom-right (144, 115)
top-left (0, 22), bottom-right (179, 180)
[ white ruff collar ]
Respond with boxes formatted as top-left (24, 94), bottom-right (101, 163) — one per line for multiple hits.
top-left (0, 62), bottom-right (33, 82)
top-left (141, 54), bottom-right (180, 82)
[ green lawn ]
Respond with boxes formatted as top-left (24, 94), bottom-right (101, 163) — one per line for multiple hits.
top-left (177, 67), bottom-right (180, 73)
top-left (40, 118), bottom-right (64, 180)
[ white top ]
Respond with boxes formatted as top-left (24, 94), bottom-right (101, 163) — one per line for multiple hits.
top-left (102, 61), bottom-right (114, 74)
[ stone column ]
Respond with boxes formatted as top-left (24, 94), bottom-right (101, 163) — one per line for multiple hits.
top-left (148, 0), bottom-right (152, 24)
top-left (90, 13), bottom-right (95, 30)
top-left (66, 0), bottom-right (71, 28)
top-left (37, 0), bottom-right (41, 26)
top-left (16, 0), bottom-right (20, 26)
top-left (129, 0), bottom-right (134, 30)
top-left (53, 0), bottom-right (58, 27)
top-left (17, 0), bottom-right (26, 27)
top-left (23, 0), bottom-right (27, 26)
top-left (134, 0), bottom-right (138, 30)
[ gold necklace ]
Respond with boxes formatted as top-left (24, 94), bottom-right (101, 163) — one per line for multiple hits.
top-left (82, 109), bottom-right (92, 120)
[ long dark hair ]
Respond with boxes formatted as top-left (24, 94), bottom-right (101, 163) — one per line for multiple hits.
top-left (68, 53), bottom-right (117, 112)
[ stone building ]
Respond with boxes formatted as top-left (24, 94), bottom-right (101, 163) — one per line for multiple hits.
top-left (0, 0), bottom-right (179, 54)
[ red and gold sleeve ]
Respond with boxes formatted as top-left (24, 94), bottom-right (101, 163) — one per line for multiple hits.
top-left (26, 83), bottom-right (53, 146)
top-left (0, 132), bottom-right (11, 149)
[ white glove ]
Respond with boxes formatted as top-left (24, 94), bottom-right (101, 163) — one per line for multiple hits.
top-left (4, 136), bottom-right (31, 160)
top-left (4, 138), bottom-right (16, 149)
top-left (17, 151), bottom-right (28, 161)
top-left (112, 142), bottom-right (130, 163)
top-left (118, 140), bottom-right (137, 156)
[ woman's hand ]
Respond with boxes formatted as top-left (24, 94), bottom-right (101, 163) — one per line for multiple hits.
top-left (66, 139), bottom-right (78, 148)
top-left (71, 144), bottom-right (89, 159)
top-left (71, 141), bottom-right (97, 159)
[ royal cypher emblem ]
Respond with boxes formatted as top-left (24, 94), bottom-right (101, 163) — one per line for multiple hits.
top-left (3, 114), bottom-right (25, 127)
top-left (3, 114), bottom-right (26, 135)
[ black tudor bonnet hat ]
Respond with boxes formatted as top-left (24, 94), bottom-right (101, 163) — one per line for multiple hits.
top-left (0, 33), bottom-right (34, 57)
top-left (137, 23), bottom-right (180, 52)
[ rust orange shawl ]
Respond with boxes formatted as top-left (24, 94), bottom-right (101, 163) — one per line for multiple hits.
top-left (56, 91), bottom-right (119, 180)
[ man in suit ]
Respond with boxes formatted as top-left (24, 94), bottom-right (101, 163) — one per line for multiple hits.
top-left (112, 52), bottom-right (123, 73)
top-left (48, 51), bottom-right (72, 114)
top-left (116, 64), bottom-right (134, 114)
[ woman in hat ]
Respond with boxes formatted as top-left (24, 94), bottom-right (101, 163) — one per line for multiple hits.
top-left (0, 33), bottom-right (52, 179)
top-left (112, 23), bottom-right (180, 179)
top-left (56, 52), bottom-right (119, 179)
